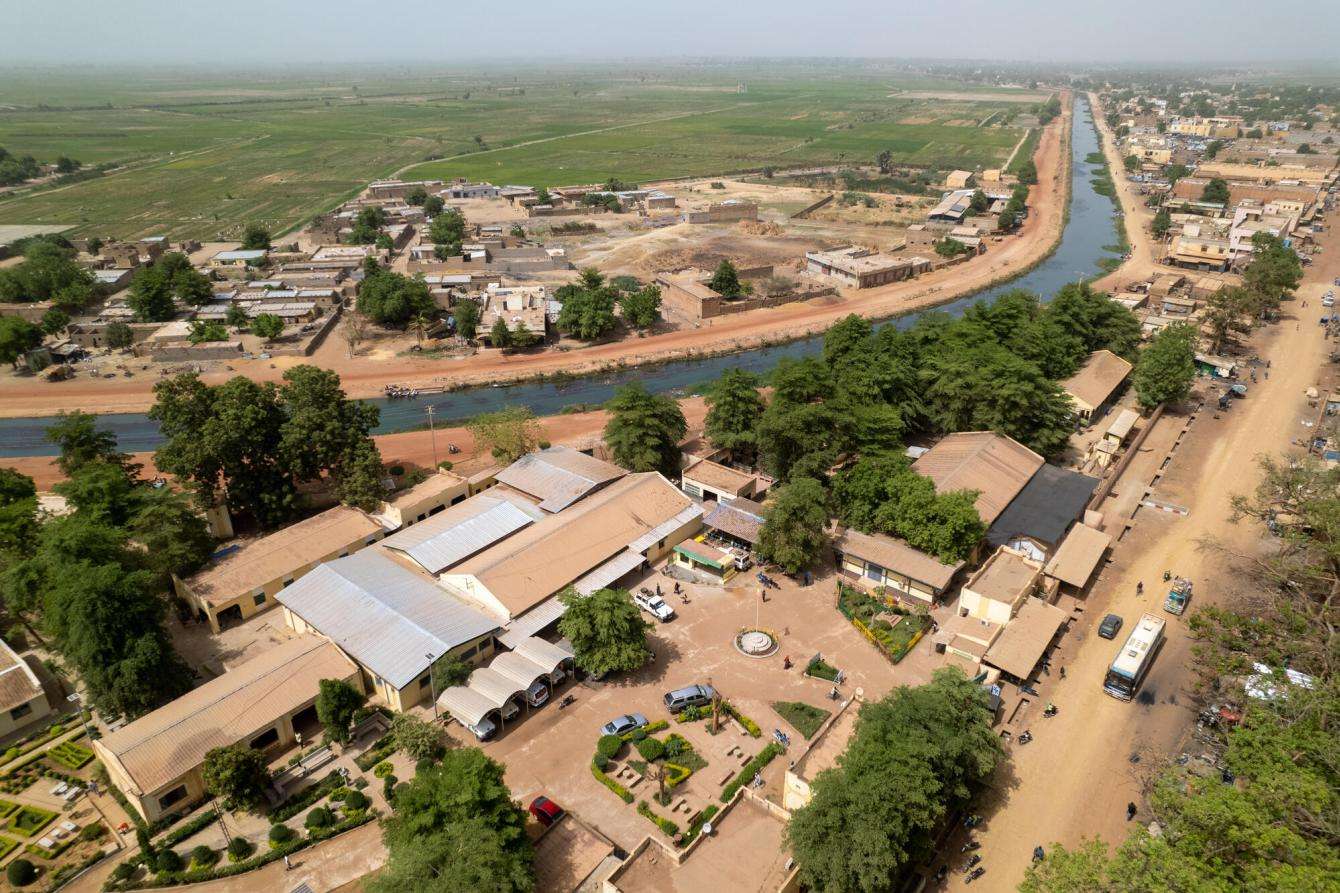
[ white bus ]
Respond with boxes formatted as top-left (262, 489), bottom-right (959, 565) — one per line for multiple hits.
top-left (1104, 614), bottom-right (1166, 701)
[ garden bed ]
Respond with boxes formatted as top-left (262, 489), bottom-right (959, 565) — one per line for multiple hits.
top-left (47, 741), bottom-right (95, 770)
top-left (9, 805), bottom-right (58, 837)
top-left (804, 656), bottom-right (840, 682)
top-left (837, 582), bottom-right (930, 663)
top-left (771, 701), bottom-right (831, 739)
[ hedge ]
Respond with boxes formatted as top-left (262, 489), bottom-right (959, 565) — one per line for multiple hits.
top-left (105, 813), bottom-right (376, 891)
top-left (637, 801), bottom-right (680, 838)
top-left (160, 809), bottom-right (217, 849)
top-left (619, 719), bottom-right (668, 741)
top-left (720, 743), bottom-right (783, 803)
top-left (353, 732), bottom-right (398, 771)
top-left (596, 735), bottom-right (624, 760)
top-left (722, 703), bottom-right (762, 738)
top-left (683, 805), bottom-right (720, 846)
top-left (589, 763), bottom-right (633, 804)
top-left (269, 771), bottom-right (342, 823)
top-left (664, 763), bottom-right (692, 788)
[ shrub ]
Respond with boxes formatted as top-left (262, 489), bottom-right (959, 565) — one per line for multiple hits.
top-left (304, 807), bottom-right (334, 831)
top-left (635, 737), bottom-right (665, 762)
top-left (720, 743), bottom-right (783, 803)
top-left (437, 460), bottom-right (454, 471)
top-left (592, 754), bottom-right (610, 771)
top-left (389, 465), bottom-right (405, 476)
top-left (329, 786), bottom-right (350, 802)
top-left (189, 844), bottom-right (218, 868)
top-left (373, 761), bottom-right (394, 778)
top-left (78, 822), bottom-right (107, 842)
top-left (110, 862), bottom-right (135, 882)
top-left (596, 734), bottom-right (624, 760)
top-left (631, 729), bottom-right (648, 742)
top-left (684, 804), bottom-right (720, 845)
top-left (723, 703), bottom-right (762, 738)
top-left (155, 849), bottom-right (182, 874)
top-left (6, 858), bottom-right (36, 887)
top-left (227, 836), bottom-right (254, 862)
top-left (637, 801), bottom-right (680, 838)
top-left (590, 762), bottom-right (634, 803)
top-left (382, 774), bottom-right (397, 803)
top-left (342, 790), bottom-right (369, 812)
top-left (268, 824), bottom-right (294, 846)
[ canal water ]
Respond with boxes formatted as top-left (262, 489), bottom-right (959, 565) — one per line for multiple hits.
top-left (0, 98), bottom-right (1119, 458)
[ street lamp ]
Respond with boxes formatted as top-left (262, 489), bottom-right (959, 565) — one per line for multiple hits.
top-left (425, 652), bottom-right (439, 718)
top-left (426, 405), bottom-right (439, 468)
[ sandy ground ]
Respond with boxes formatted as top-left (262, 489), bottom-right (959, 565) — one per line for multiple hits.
top-left (0, 94), bottom-right (1072, 419)
top-left (937, 108), bottom-right (1340, 893)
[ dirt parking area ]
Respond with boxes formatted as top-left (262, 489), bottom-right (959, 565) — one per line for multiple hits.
top-left (445, 562), bottom-right (938, 852)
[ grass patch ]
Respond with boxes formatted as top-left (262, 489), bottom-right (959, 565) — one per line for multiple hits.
top-left (0, 835), bottom-right (18, 860)
top-left (637, 801), bottom-right (680, 838)
top-left (804, 656), bottom-right (840, 682)
top-left (9, 805), bottom-right (57, 837)
top-left (683, 805), bottom-right (719, 845)
top-left (0, 799), bottom-right (19, 819)
top-left (772, 701), bottom-right (831, 739)
top-left (720, 743), bottom-right (784, 803)
top-left (47, 740), bottom-right (95, 770)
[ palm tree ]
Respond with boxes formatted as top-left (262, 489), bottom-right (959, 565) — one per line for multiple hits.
top-left (411, 312), bottom-right (432, 349)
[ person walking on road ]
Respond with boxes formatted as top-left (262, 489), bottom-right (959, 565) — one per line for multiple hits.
top-left (1127, 802), bottom-right (1138, 821)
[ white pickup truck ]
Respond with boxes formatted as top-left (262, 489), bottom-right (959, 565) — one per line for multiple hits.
top-left (634, 590), bottom-right (676, 622)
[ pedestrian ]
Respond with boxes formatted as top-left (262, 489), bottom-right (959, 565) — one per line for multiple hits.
top-left (1137, 580), bottom-right (1143, 596)
top-left (804, 569), bottom-right (812, 586)
top-left (783, 655), bottom-right (793, 669)
top-left (1126, 802), bottom-right (1137, 821)
top-left (1059, 666), bottom-right (1066, 679)
top-left (656, 583), bottom-right (661, 597)
top-left (284, 855), bottom-right (292, 871)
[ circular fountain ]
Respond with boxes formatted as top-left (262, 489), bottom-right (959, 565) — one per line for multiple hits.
top-left (734, 629), bottom-right (779, 658)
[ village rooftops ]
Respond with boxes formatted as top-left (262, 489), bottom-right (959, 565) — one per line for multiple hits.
top-left (985, 464), bottom-right (1099, 549)
top-left (1060, 350), bottom-right (1134, 414)
top-left (682, 457), bottom-right (757, 497)
top-left (275, 551), bottom-right (500, 690)
top-left (702, 498), bottom-right (766, 545)
top-left (210, 249), bottom-right (267, 263)
top-left (184, 506), bottom-right (384, 608)
top-left (0, 640), bottom-right (44, 716)
top-left (94, 636), bottom-right (356, 797)
top-left (493, 445), bottom-right (626, 513)
top-left (912, 432), bottom-right (1044, 526)
top-left (1045, 524), bottom-right (1113, 589)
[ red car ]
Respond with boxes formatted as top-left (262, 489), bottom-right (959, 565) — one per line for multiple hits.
top-left (529, 796), bottom-right (565, 827)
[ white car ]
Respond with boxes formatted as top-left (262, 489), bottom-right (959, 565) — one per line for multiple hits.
top-left (633, 591), bottom-right (676, 622)
top-left (1324, 296), bottom-right (1335, 308)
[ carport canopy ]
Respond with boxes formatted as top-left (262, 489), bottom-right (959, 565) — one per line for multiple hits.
top-left (508, 636), bottom-right (575, 676)
top-left (490, 651), bottom-right (550, 689)
top-left (1044, 524), bottom-right (1112, 588)
top-left (467, 667), bottom-right (527, 709)
top-left (437, 685), bottom-right (499, 727)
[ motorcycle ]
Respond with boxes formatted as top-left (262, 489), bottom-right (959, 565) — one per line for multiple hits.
top-left (963, 854), bottom-right (981, 871)
top-left (557, 694), bottom-right (575, 710)
top-left (1043, 704), bottom-right (1058, 718)
top-left (963, 814), bottom-right (982, 829)
top-left (772, 728), bottom-right (791, 748)
top-left (1018, 729), bottom-right (1033, 744)
top-left (966, 867), bottom-right (986, 884)
top-left (960, 839), bottom-right (980, 853)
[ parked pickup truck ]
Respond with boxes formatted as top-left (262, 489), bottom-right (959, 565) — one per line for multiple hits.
top-left (1164, 578), bottom-right (1193, 616)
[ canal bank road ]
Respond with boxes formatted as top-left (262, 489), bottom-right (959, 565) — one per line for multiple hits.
top-left (0, 99), bottom-right (1121, 459)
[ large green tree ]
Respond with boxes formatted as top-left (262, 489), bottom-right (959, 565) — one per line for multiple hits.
top-left (557, 587), bottom-right (653, 677)
top-left (0, 239), bottom-right (96, 309)
top-left (45, 411), bottom-right (129, 477)
top-left (703, 369), bottom-right (765, 464)
top-left (1242, 232), bottom-right (1303, 309)
top-left (756, 477), bottom-right (830, 574)
top-left (1133, 322), bottom-right (1196, 410)
top-left (467, 406), bottom-right (542, 464)
top-left (0, 317), bottom-right (43, 367)
top-left (315, 678), bottom-right (367, 745)
top-left (370, 748), bottom-right (533, 893)
top-left (357, 270), bottom-right (436, 328)
top-left (0, 468), bottom-right (38, 555)
top-left (831, 455), bottom-right (983, 563)
top-left (617, 284), bottom-right (662, 330)
top-left (556, 273), bottom-right (617, 340)
top-left (202, 744), bottom-right (272, 811)
top-left (787, 668), bottom-right (1002, 892)
top-left (602, 382), bottom-right (686, 477)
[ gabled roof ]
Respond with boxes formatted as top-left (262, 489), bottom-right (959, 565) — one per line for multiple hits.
top-left (94, 636), bottom-right (355, 796)
top-left (443, 473), bottom-right (696, 618)
top-left (1045, 524), bottom-right (1113, 588)
top-left (0, 640), bottom-right (44, 715)
top-left (986, 464), bottom-right (1099, 549)
top-left (1060, 350), bottom-right (1134, 411)
top-left (703, 499), bottom-right (765, 545)
top-left (832, 528), bottom-right (963, 591)
top-left (275, 552), bottom-right (499, 689)
top-left (494, 446), bottom-right (626, 513)
top-left (912, 432), bottom-right (1044, 525)
top-left (379, 493), bottom-right (545, 574)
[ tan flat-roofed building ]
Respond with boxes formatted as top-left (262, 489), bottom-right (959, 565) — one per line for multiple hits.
top-left (93, 636), bottom-right (359, 823)
top-left (805, 247), bottom-right (930, 289)
top-left (680, 458), bottom-right (761, 502)
top-left (1044, 524), bottom-right (1113, 589)
top-left (0, 640), bottom-right (51, 739)
top-left (982, 597), bottom-right (1069, 681)
top-left (959, 546), bottom-right (1042, 625)
top-left (1060, 349), bottom-right (1133, 420)
top-left (176, 506), bottom-right (388, 633)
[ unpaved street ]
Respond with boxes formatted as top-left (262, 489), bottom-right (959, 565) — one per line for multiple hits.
top-left (945, 116), bottom-right (1340, 892)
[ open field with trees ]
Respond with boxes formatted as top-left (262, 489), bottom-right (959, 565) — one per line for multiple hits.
top-left (0, 65), bottom-right (1033, 240)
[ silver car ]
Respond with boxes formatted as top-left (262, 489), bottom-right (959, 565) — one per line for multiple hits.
top-left (600, 713), bottom-right (648, 737)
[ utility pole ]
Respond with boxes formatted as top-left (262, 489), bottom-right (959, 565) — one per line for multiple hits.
top-left (426, 405), bottom-right (439, 468)
top-left (426, 652), bottom-right (439, 718)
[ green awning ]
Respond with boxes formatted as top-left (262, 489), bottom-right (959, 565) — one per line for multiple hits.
top-left (674, 542), bottom-right (727, 570)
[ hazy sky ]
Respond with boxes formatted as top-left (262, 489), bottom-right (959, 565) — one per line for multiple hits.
top-left (8, 0), bottom-right (1339, 66)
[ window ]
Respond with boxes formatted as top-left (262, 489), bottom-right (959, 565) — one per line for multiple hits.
top-left (339, 551), bottom-right (349, 558)
top-left (253, 592), bottom-right (267, 607)
top-left (418, 674), bottom-right (432, 689)
top-left (282, 577), bottom-right (294, 588)
top-left (158, 785), bottom-right (189, 810)
top-left (250, 727), bottom-right (280, 749)
top-left (9, 703), bottom-right (32, 721)
top-left (459, 644), bottom-right (477, 659)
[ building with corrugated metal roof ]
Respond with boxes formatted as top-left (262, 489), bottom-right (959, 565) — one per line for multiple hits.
top-left (277, 551), bottom-right (501, 711)
top-left (92, 636), bottom-right (359, 823)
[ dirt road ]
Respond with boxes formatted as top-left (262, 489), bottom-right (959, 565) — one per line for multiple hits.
top-left (944, 118), bottom-right (1340, 893)
top-left (0, 95), bottom-right (1071, 419)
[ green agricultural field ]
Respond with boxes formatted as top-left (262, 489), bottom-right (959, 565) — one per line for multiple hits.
top-left (0, 65), bottom-right (1036, 240)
